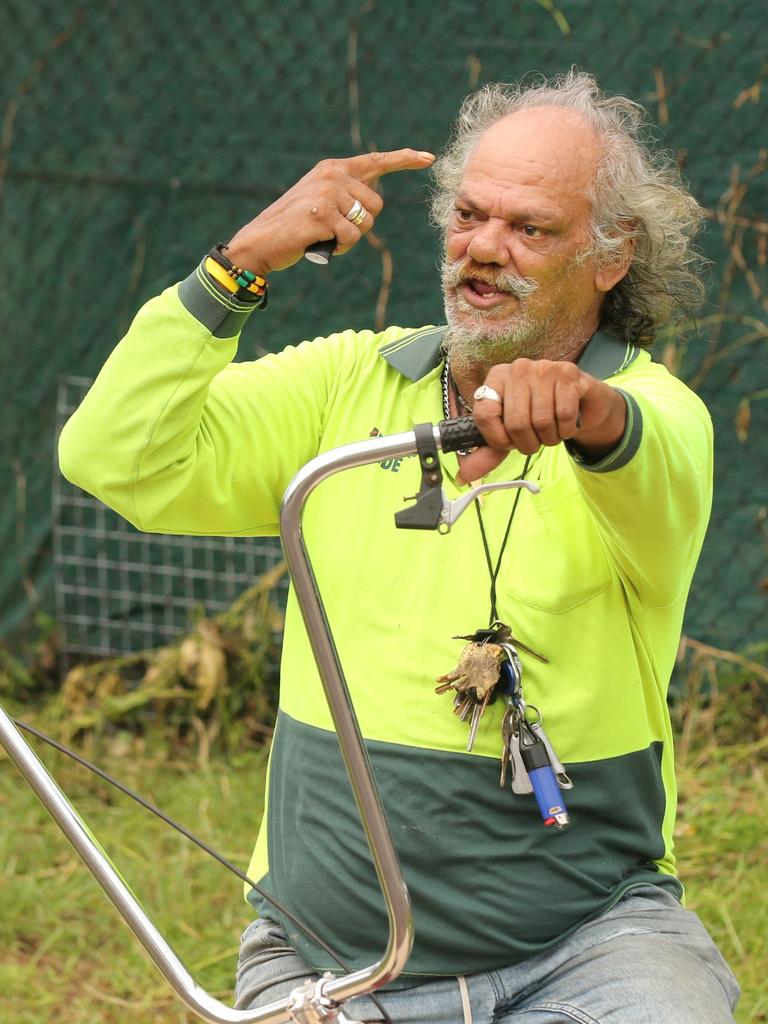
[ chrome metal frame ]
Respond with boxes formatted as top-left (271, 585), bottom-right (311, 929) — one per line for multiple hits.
top-left (0, 425), bottom-right (449, 1024)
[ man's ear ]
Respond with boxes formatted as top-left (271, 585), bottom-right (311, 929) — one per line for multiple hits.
top-left (595, 235), bottom-right (634, 294)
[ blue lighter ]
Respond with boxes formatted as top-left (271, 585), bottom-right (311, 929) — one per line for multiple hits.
top-left (520, 730), bottom-right (571, 829)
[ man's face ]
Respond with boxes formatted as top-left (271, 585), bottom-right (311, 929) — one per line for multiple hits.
top-left (442, 106), bottom-right (613, 372)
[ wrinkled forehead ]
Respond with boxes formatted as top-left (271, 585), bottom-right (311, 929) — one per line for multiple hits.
top-left (462, 106), bottom-right (602, 198)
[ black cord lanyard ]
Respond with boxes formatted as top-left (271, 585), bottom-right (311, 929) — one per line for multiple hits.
top-left (442, 359), bottom-right (532, 626)
top-left (474, 457), bottom-right (531, 625)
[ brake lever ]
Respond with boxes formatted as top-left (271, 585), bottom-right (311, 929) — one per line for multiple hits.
top-left (437, 479), bottom-right (540, 533)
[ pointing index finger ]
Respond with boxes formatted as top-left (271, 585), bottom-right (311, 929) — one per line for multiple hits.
top-left (345, 148), bottom-right (435, 182)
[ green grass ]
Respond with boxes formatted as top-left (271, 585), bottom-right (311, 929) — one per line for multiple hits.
top-left (1, 708), bottom-right (766, 1023)
top-left (674, 744), bottom-right (768, 1022)
top-left (0, 716), bottom-right (269, 1024)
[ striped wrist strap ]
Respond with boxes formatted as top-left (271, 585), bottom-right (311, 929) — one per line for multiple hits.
top-left (207, 243), bottom-right (268, 302)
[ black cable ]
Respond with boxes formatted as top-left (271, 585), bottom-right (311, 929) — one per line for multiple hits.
top-left (474, 454), bottom-right (532, 625)
top-left (12, 717), bottom-right (393, 1024)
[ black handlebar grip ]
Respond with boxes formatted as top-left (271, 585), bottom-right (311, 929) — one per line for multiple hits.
top-left (438, 416), bottom-right (485, 453)
top-left (304, 238), bottom-right (337, 265)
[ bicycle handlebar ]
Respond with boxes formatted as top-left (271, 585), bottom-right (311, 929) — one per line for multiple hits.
top-left (0, 417), bottom-right (486, 1023)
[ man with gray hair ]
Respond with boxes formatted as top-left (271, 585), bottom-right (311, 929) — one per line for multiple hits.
top-left (59, 71), bottom-right (739, 1022)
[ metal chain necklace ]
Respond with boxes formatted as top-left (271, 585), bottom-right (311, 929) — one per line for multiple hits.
top-left (440, 357), bottom-right (472, 417)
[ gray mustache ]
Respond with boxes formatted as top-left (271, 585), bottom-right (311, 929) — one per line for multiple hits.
top-left (442, 259), bottom-right (540, 299)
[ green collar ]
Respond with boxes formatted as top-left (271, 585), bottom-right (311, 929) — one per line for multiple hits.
top-left (378, 325), bottom-right (638, 382)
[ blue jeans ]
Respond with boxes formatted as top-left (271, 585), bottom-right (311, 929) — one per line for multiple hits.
top-left (234, 886), bottom-right (740, 1023)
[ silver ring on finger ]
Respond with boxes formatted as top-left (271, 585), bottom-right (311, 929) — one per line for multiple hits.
top-left (345, 199), bottom-right (368, 226)
top-left (473, 384), bottom-right (503, 404)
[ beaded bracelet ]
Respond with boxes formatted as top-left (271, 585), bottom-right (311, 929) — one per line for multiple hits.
top-left (207, 243), bottom-right (268, 304)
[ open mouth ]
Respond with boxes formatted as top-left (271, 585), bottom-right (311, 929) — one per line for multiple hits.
top-left (458, 278), bottom-right (516, 308)
top-left (464, 278), bottom-right (506, 297)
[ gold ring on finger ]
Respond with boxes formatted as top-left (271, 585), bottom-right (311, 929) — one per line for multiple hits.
top-left (345, 199), bottom-right (368, 226)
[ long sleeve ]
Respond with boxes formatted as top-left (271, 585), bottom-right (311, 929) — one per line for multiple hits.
top-left (569, 356), bottom-right (713, 608)
top-left (59, 268), bottom-right (365, 536)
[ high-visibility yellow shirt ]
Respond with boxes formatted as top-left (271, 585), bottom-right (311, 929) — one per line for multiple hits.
top-left (59, 261), bottom-right (713, 981)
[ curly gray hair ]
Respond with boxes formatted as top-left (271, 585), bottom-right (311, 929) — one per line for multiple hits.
top-left (431, 70), bottom-right (706, 346)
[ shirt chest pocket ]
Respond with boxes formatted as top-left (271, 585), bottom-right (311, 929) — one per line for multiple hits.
top-left (497, 472), bottom-right (612, 614)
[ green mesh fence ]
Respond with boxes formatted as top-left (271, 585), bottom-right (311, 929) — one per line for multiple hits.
top-left (0, 0), bottom-right (765, 652)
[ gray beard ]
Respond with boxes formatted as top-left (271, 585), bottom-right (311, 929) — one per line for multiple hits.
top-left (440, 259), bottom-right (582, 377)
top-left (442, 300), bottom-right (580, 379)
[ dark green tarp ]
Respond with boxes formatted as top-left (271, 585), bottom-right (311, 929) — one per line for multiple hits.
top-left (1, 0), bottom-right (765, 650)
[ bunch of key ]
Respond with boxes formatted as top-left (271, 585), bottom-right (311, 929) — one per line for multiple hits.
top-left (435, 636), bottom-right (506, 748)
top-left (497, 644), bottom-right (571, 828)
top-left (436, 626), bottom-right (572, 829)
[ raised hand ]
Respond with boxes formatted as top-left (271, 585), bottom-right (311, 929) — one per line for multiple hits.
top-left (224, 149), bottom-right (435, 277)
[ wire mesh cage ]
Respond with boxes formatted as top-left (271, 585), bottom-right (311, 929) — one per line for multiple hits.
top-left (53, 377), bottom-right (286, 657)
